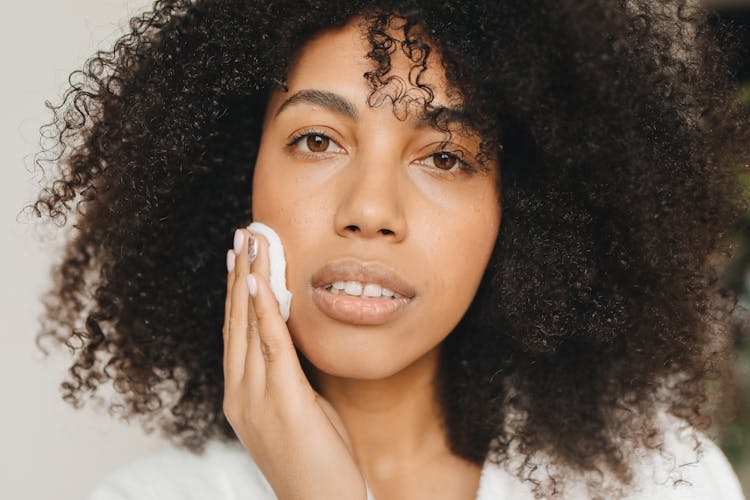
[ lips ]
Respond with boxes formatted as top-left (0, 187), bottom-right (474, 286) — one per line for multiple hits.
top-left (311, 258), bottom-right (417, 299)
top-left (310, 258), bottom-right (417, 325)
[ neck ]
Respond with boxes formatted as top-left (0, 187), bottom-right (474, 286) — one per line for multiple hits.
top-left (307, 345), bottom-right (449, 480)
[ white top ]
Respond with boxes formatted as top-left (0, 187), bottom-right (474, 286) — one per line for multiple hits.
top-left (89, 424), bottom-right (745, 500)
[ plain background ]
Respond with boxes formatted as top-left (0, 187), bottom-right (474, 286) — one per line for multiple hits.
top-left (4, 1), bottom-right (749, 500)
top-left (3, 2), bottom-right (167, 500)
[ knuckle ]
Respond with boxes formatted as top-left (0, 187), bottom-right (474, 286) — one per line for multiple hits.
top-left (260, 339), bottom-right (279, 363)
top-left (254, 303), bottom-right (266, 321)
top-left (247, 319), bottom-right (259, 338)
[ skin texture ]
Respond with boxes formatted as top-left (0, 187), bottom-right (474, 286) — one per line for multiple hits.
top-left (249, 20), bottom-right (499, 497)
top-left (26, 1), bottom-right (750, 498)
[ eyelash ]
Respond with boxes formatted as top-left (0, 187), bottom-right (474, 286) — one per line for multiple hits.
top-left (285, 129), bottom-right (478, 174)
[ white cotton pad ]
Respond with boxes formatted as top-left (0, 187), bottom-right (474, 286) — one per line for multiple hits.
top-left (246, 221), bottom-right (293, 322)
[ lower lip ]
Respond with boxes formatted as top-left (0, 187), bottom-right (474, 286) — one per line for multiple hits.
top-left (312, 287), bottom-right (413, 326)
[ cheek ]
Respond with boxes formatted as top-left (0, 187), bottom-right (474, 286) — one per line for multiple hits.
top-left (252, 153), bottom-right (289, 219)
top-left (252, 154), bottom-right (321, 237)
top-left (252, 161), bottom-right (336, 311)
top-left (424, 202), bottom-right (500, 314)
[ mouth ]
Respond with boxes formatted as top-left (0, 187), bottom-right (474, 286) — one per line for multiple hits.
top-left (312, 286), bottom-right (413, 326)
top-left (322, 281), bottom-right (406, 298)
top-left (310, 258), bottom-right (417, 325)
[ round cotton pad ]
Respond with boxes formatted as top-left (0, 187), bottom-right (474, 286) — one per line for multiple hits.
top-left (246, 222), bottom-right (293, 322)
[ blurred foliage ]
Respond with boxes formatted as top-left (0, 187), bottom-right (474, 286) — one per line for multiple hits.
top-left (716, 81), bottom-right (750, 466)
top-left (739, 84), bottom-right (750, 106)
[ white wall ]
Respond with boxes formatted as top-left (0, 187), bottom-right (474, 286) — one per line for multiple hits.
top-left (1, 2), bottom-right (167, 499)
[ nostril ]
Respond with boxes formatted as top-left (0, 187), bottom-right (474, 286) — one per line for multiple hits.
top-left (341, 225), bottom-right (395, 236)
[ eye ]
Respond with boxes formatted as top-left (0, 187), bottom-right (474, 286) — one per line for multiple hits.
top-left (418, 150), bottom-right (475, 173)
top-left (287, 130), bottom-right (345, 155)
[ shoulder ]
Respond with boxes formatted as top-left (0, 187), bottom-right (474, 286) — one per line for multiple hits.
top-left (88, 439), bottom-right (277, 500)
top-left (477, 414), bottom-right (745, 500)
top-left (624, 416), bottom-right (745, 500)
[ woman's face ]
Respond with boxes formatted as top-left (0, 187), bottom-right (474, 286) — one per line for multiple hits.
top-left (252, 18), bottom-right (501, 380)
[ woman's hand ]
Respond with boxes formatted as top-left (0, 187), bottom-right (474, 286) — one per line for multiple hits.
top-left (222, 228), bottom-right (369, 500)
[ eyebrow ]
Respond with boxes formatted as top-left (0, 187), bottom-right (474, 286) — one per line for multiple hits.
top-left (274, 89), bottom-right (359, 120)
top-left (273, 88), bottom-right (474, 131)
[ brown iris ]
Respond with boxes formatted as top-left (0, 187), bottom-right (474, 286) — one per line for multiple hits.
top-left (306, 134), bottom-right (330, 152)
top-left (432, 152), bottom-right (458, 170)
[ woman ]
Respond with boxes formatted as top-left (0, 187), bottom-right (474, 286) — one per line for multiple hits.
top-left (28, 0), bottom-right (750, 498)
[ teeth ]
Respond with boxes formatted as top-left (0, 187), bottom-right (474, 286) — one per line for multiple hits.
top-left (344, 281), bottom-right (363, 295)
top-left (324, 281), bottom-right (403, 298)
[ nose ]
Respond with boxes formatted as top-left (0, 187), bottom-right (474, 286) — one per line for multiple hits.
top-left (333, 152), bottom-right (407, 242)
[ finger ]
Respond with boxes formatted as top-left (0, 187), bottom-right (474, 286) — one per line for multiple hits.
top-left (242, 230), bottom-right (265, 397)
top-left (226, 228), bottom-right (252, 389)
top-left (245, 268), bottom-right (309, 394)
top-left (249, 231), bottom-right (271, 282)
top-left (223, 248), bottom-right (237, 370)
top-left (247, 232), bottom-right (284, 372)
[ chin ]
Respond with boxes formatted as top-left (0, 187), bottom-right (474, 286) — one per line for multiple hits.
top-left (295, 340), bottom-right (406, 383)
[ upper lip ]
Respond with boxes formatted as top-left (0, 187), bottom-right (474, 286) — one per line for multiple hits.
top-left (311, 258), bottom-right (417, 298)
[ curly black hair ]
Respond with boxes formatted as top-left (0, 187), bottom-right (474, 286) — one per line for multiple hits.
top-left (22, 0), bottom-right (750, 497)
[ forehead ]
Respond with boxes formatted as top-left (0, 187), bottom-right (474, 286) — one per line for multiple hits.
top-left (266, 17), bottom-right (461, 117)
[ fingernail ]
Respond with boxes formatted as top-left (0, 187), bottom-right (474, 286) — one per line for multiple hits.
top-left (248, 233), bottom-right (258, 264)
top-left (246, 274), bottom-right (258, 296)
top-left (226, 249), bottom-right (236, 272)
top-left (233, 229), bottom-right (244, 255)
